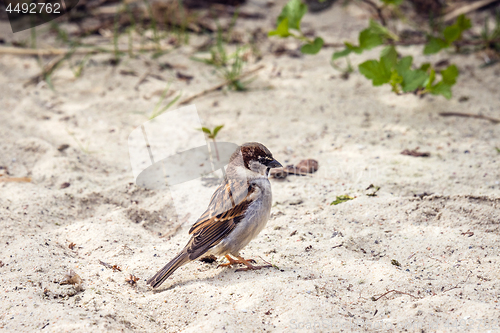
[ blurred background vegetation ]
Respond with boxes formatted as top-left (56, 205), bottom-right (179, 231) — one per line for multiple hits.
top-left (0, 0), bottom-right (499, 101)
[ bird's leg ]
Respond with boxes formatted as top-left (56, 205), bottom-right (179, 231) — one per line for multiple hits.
top-left (217, 255), bottom-right (256, 268)
top-left (217, 255), bottom-right (242, 267)
top-left (234, 255), bottom-right (272, 272)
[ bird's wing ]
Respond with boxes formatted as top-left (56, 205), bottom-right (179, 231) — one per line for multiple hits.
top-left (185, 178), bottom-right (257, 260)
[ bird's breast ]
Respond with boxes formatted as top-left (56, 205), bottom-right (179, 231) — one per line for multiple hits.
top-left (213, 179), bottom-right (272, 256)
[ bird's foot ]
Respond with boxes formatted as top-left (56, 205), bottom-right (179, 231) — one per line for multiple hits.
top-left (234, 256), bottom-right (272, 272)
top-left (217, 255), bottom-right (256, 268)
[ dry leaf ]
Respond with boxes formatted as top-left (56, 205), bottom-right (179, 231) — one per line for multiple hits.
top-left (60, 270), bottom-right (84, 291)
top-left (57, 144), bottom-right (70, 152)
top-left (296, 159), bottom-right (319, 173)
top-left (126, 274), bottom-right (140, 286)
top-left (270, 159), bottom-right (319, 178)
top-left (401, 148), bottom-right (430, 157)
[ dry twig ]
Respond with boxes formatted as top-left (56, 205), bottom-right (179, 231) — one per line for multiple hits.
top-left (24, 54), bottom-right (66, 87)
top-left (401, 148), bottom-right (430, 157)
top-left (0, 177), bottom-right (32, 182)
top-left (360, 0), bottom-right (387, 26)
top-left (442, 271), bottom-right (473, 293)
top-left (442, 0), bottom-right (500, 22)
top-left (0, 44), bottom-right (172, 56)
top-left (372, 289), bottom-right (420, 301)
top-left (439, 112), bottom-right (500, 124)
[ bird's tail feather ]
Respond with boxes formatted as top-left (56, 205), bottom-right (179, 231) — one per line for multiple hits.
top-left (147, 251), bottom-right (191, 288)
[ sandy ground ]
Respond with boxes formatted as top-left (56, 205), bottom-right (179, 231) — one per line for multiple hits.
top-left (1, 0), bottom-right (500, 331)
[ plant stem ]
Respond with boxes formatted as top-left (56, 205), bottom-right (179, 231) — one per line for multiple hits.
top-left (360, 0), bottom-right (387, 26)
top-left (212, 138), bottom-right (220, 161)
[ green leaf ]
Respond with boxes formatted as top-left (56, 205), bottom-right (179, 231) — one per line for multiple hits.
top-left (332, 48), bottom-right (352, 60)
top-left (301, 37), bottom-right (324, 54)
top-left (443, 25), bottom-right (460, 43)
top-left (423, 36), bottom-right (448, 55)
top-left (200, 127), bottom-right (211, 135)
top-left (395, 55), bottom-right (412, 73)
top-left (455, 14), bottom-right (472, 33)
top-left (379, 47), bottom-right (397, 84)
top-left (369, 20), bottom-right (398, 41)
top-left (276, 0), bottom-right (307, 31)
top-left (330, 195), bottom-right (354, 205)
top-left (393, 55), bottom-right (428, 92)
top-left (213, 125), bottom-right (224, 137)
top-left (380, 45), bottom-right (398, 67)
top-left (400, 69), bottom-right (428, 92)
top-left (426, 65), bottom-right (458, 99)
top-left (358, 28), bottom-right (383, 50)
top-left (380, 57), bottom-right (395, 78)
top-left (420, 63), bottom-right (431, 72)
top-left (345, 42), bottom-right (363, 54)
top-left (441, 64), bottom-right (459, 85)
top-left (381, 0), bottom-right (403, 5)
top-left (268, 17), bottom-right (291, 37)
top-left (387, 56), bottom-right (416, 92)
top-left (359, 60), bottom-right (391, 86)
top-left (429, 82), bottom-right (452, 99)
top-left (424, 14), bottom-right (471, 52)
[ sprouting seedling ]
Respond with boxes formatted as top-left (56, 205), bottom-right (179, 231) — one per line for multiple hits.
top-left (198, 125), bottom-right (224, 161)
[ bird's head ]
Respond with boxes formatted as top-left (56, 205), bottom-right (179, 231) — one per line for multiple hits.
top-left (228, 142), bottom-right (282, 178)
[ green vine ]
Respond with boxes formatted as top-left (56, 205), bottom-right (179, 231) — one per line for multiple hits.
top-left (268, 0), bottom-right (475, 99)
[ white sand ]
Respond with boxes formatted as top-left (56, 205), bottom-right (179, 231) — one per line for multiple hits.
top-left (1, 1), bottom-right (499, 331)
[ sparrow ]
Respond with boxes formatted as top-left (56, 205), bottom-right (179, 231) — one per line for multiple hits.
top-left (147, 142), bottom-right (282, 288)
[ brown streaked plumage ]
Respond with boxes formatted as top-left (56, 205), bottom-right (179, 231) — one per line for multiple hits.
top-left (147, 142), bottom-right (282, 288)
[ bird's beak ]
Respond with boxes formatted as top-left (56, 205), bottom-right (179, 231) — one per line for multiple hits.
top-left (267, 158), bottom-right (282, 169)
